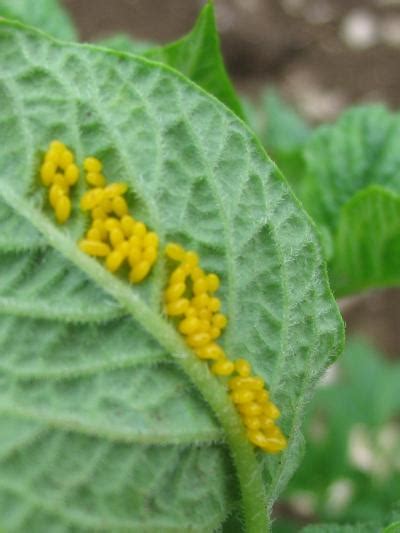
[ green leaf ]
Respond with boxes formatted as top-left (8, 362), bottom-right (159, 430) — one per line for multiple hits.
top-left (251, 90), bottom-right (311, 195)
top-left (301, 105), bottom-right (400, 296)
top-left (260, 90), bottom-right (310, 157)
top-left (97, 34), bottom-right (154, 55)
top-left (383, 522), bottom-right (400, 533)
top-left (96, 3), bottom-right (245, 120)
top-left (331, 186), bottom-right (400, 295)
top-left (301, 525), bottom-right (379, 533)
top-left (0, 20), bottom-right (342, 532)
top-left (145, 2), bottom-right (245, 120)
top-left (286, 338), bottom-right (400, 525)
top-left (0, 0), bottom-right (77, 40)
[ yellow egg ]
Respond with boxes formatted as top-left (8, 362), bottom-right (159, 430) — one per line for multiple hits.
top-left (143, 246), bottom-right (157, 264)
top-left (166, 298), bottom-right (190, 316)
top-left (206, 273), bottom-right (220, 292)
top-left (59, 149), bottom-right (74, 169)
top-left (49, 184), bottom-right (64, 208)
top-left (263, 403), bottom-right (280, 420)
top-left (130, 260), bottom-right (151, 283)
top-left (79, 239), bottom-right (110, 257)
top-left (105, 250), bottom-right (125, 272)
top-left (193, 278), bottom-right (208, 295)
top-left (239, 402), bottom-right (263, 417)
top-left (234, 358), bottom-right (251, 377)
top-left (110, 228), bottom-right (124, 248)
top-left (133, 221), bottom-right (147, 238)
top-left (165, 282), bottom-right (186, 302)
top-left (40, 161), bottom-right (56, 186)
top-left (112, 195), bottom-right (128, 217)
top-left (184, 251), bottom-right (199, 268)
top-left (65, 163), bottom-right (80, 185)
top-left (86, 228), bottom-right (102, 241)
top-left (170, 267), bottom-right (187, 284)
top-left (178, 317), bottom-right (200, 335)
top-left (231, 390), bottom-right (255, 404)
top-left (86, 172), bottom-right (105, 187)
top-left (244, 416), bottom-right (261, 431)
top-left (49, 140), bottom-right (65, 152)
top-left (120, 215), bottom-right (136, 237)
top-left (128, 246), bottom-right (142, 267)
top-left (84, 157), bottom-right (102, 173)
top-left (165, 242), bottom-right (185, 261)
top-left (144, 232), bottom-right (159, 248)
top-left (55, 195), bottom-right (71, 223)
top-left (104, 183), bottom-right (128, 197)
top-left (211, 360), bottom-right (234, 376)
top-left (186, 332), bottom-right (211, 348)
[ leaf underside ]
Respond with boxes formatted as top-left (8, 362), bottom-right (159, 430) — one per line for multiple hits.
top-left (0, 21), bottom-right (342, 531)
top-left (0, 0), bottom-right (77, 40)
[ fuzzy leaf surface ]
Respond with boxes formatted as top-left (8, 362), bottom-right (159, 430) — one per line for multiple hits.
top-left (301, 105), bottom-right (400, 296)
top-left (97, 34), bottom-right (154, 55)
top-left (0, 0), bottom-right (76, 40)
top-left (0, 21), bottom-right (342, 532)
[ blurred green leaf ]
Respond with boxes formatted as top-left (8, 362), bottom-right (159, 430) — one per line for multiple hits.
top-left (383, 522), bottom-right (400, 533)
top-left (301, 105), bottom-right (400, 297)
top-left (98, 2), bottom-right (245, 120)
top-left (284, 338), bottom-right (400, 525)
top-left (146, 2), bottom-right (245, 119)
top-left (301, 524), bottom-right (379, 533)
top-left (256, 90), bottom-right (311, 194)
top-left (331, 186), bottom-right (400, 295)
top-left (261, 90), bottom-right (310, 155)
top-left (0, 0), bottom-right (77, 40)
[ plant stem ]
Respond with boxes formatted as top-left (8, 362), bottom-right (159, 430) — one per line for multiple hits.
top-left (3, 187), bottom-right (270, 533)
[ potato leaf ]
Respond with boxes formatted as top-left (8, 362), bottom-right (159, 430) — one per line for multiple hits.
top-left (0, 20), bottom-right (342, 532)
top-left (257, 90), bottom-right (311, 194)
top-left (286, 338), bottom-right (400, 526)
top-left (301, 105), bottom-right (400, 297)
top-left (97, 34), bottom-right (154, 55)
top-left (0, 0), bottom-right (77, 40)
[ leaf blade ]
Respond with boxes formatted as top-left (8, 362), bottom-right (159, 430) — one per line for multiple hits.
top-left (301, 105), bottom-right (400, 296)
top-left (0, 0), bottom-right (77, 40)
top-left (0, 20), bottom-right (342, 531)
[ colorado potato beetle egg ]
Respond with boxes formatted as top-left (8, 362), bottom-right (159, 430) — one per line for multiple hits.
top-left (40, 140), bottom-right (78, 223)
top-left (38, 142), bottom-right (286, 455)
top-left (84, 157), bottom-right (103, 173)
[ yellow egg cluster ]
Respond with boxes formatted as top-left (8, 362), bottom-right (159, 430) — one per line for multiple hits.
top-left (40, 140), bottom-right (79, 223)
top-left (165, 242), bottom-right (234, 376)
top-left (165, 242), bottom-right (287, 453)
top-left (229, 360), bottom-right (287, 453)
top-left (39, 141), bottom-right (286, 454)
top-left (78, 157), bottom-right (159, 283)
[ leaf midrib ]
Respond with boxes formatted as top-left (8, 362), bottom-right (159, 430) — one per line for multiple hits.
top-left (0, 22), bottom-right (285, 531)
top-left (0, 180), bottom-right (269, 532)
top-left (0, 295), bottom-right (124, 322)
top-left (0, 404), bottom-right (222, 446)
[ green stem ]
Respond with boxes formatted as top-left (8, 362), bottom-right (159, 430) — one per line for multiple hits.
top-left (2, 187), bottom-right (269, 533)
